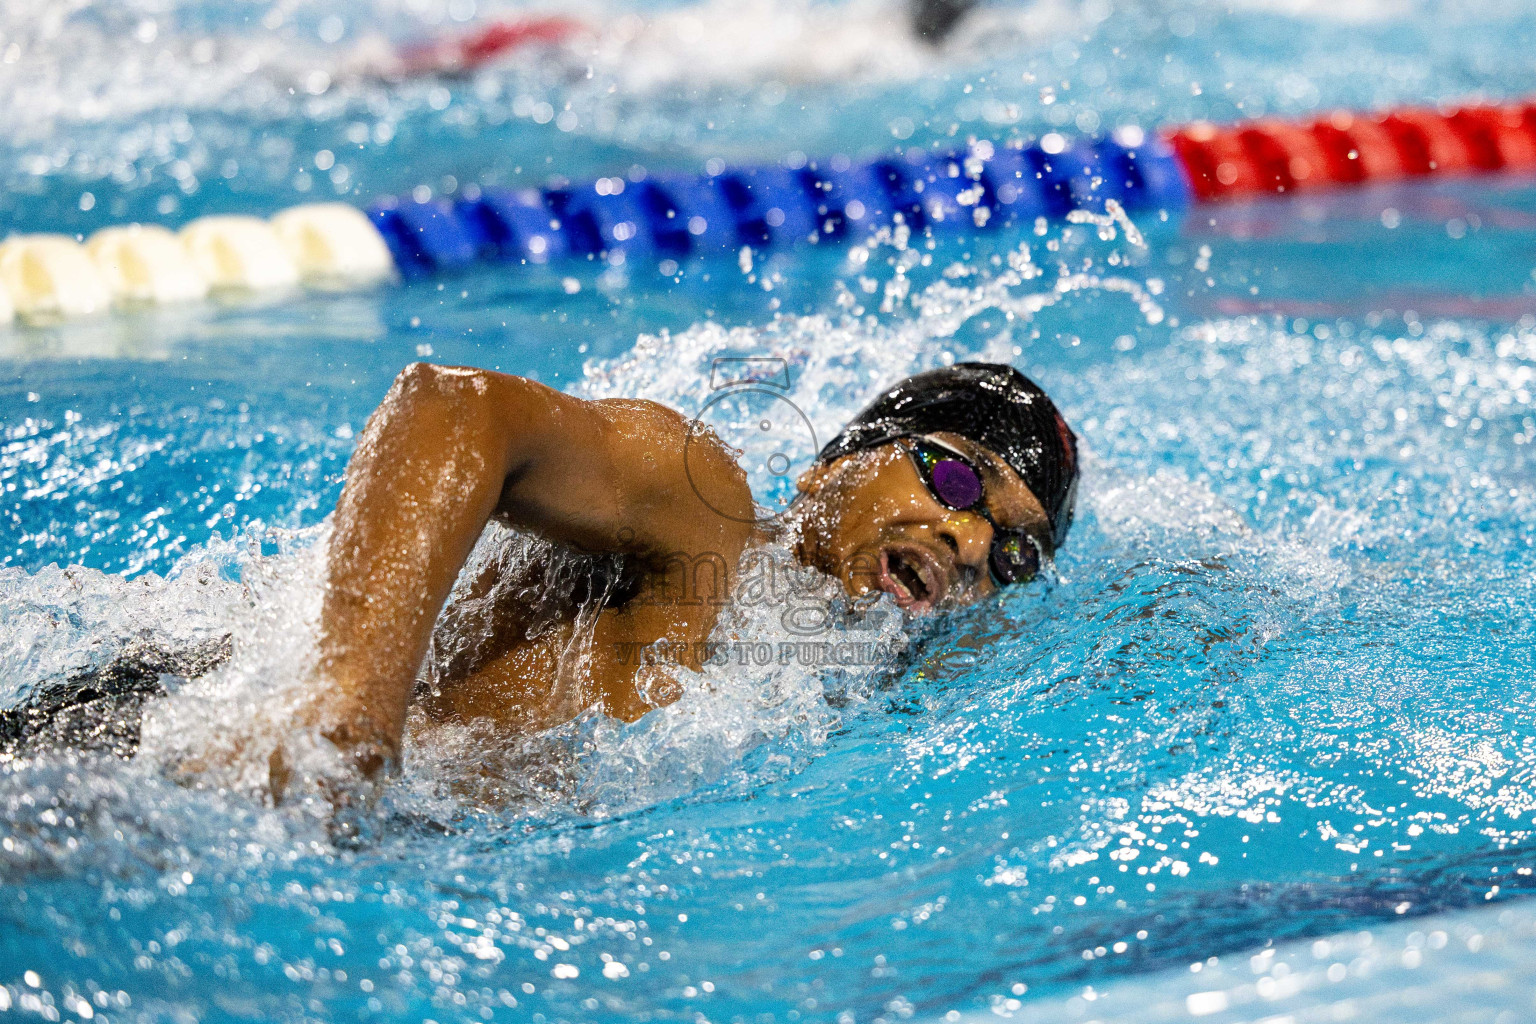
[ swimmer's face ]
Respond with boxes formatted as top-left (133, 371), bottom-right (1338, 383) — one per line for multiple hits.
top-left (792, 432), bottom-right (1053, 614)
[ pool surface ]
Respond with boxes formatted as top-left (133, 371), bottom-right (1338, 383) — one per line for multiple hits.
top-left (4, 0), bottom-right (1536, 1021)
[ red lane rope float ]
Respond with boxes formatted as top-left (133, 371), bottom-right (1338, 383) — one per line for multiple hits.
top-left (1163, 98), bottom-right (1536, 202)
top-left (396, 15), bottom-right (586, 76)
top-left (1312, 113), bottom-right (1405, 183)
top-left (1448, 106), bottom-right (1536, 171)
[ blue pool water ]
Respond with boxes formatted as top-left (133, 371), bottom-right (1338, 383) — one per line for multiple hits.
top-left (5, 1), bottom-right (1536, 1021)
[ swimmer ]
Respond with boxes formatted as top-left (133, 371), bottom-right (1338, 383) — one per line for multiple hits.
top-left (3, 363), bottom-right (1077, 797)
top-left (357, 0), bottom-right (988, 82)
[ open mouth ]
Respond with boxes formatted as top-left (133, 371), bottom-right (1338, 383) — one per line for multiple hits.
top-left (879, 547), bottom-right (942, 611)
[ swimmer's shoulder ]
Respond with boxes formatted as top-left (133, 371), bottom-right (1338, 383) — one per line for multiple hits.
top-left (586, 396), bottom-right (754, 528)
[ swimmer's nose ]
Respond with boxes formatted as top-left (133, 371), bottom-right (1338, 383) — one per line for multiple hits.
top-left (938, 511), bottom-right (993, 577)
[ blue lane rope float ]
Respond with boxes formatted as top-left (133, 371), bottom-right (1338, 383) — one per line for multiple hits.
top-left (364, 131), bottom-right (1194, 276)
top-left (0, 129), bottom-right (1195, 324)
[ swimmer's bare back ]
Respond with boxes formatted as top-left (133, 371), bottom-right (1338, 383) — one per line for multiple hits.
top-left (302, 363), bottom-right (755, 789)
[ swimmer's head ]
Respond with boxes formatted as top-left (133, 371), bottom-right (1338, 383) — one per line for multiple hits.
top-left (792, 363), bottom-right (1078, 614)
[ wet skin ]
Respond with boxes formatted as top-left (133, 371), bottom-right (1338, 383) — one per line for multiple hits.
top-left (305, 364), bottom-right (1049, 788)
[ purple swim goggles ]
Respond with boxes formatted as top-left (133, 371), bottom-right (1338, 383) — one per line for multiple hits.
top-left (902, 436), bottom-right (1045, 587)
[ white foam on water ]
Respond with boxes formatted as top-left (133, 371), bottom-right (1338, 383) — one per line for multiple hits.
top-left (0, 525), bottom-right (339, 800)
top-left (569, 0), bottom-right (1077, 93)
top-left (0, 0), bottom-right (332, 141)
top-left (0, 557), bottom-right (239, 706)
top-left (1221, 0), bottom-right (1415, 23)
top-left (131, 528), bottom-right (337, 802)
top-left (0, 0), bottom-right (1079, 141)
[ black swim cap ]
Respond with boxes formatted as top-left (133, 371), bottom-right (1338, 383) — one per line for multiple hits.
top-left (818, 363), bottom-right (1079, 549)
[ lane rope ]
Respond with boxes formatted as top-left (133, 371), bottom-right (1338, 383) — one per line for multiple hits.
top-left (5, 98), bottom-right (1535, 324)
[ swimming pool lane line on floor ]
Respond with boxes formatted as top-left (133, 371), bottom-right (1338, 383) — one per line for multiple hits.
top-left (4, 95), bottom-right (1536, 326)
top-left (953, 893), bottom-right (1536, 1024)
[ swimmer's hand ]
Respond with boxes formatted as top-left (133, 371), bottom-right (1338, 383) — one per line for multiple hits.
top-left (152, 680), bottom-right (391, 823)
top-left (304, 363), bottom-right (752, 787)
top-left (148, 677), bottom-right (378, 811)
top-left (261, 688), bottom-right (392, 807)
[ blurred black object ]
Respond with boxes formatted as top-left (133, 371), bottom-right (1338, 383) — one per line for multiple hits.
top-left (910, 0), bottom-right (979, 42)
top-left (0, 636), bottom-right (231, 761)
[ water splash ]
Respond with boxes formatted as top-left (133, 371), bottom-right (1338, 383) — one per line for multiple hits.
top-left (5, 156), bottom-right (1536, 1019)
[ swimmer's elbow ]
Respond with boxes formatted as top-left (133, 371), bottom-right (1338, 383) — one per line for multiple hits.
top-left (387, 361), bottom-right (489, 403)
top-left (377, 363), bottom-right (559, 472)
top-left (391, 359), bottom-right (439, 391)
top-left (383, 362), bottom-right (517, 433)
top-left (382, 362), bottom-right (459, 417)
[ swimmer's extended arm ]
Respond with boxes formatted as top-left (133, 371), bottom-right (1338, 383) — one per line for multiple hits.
top-left (306, 362), bottom-right (751, 779)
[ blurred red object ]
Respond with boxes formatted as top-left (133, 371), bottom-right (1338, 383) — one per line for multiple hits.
top-left (1237, 121), bottom-right (1336, 192)
top-left (1446, 106), bottom-right (1536, 171)
top-left (1378, 109), bottom-right (1476, 174)
top-left (1172, 99), bottom-right (1536, 202)
top-left (396, 15), bottom-right (585, 76)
